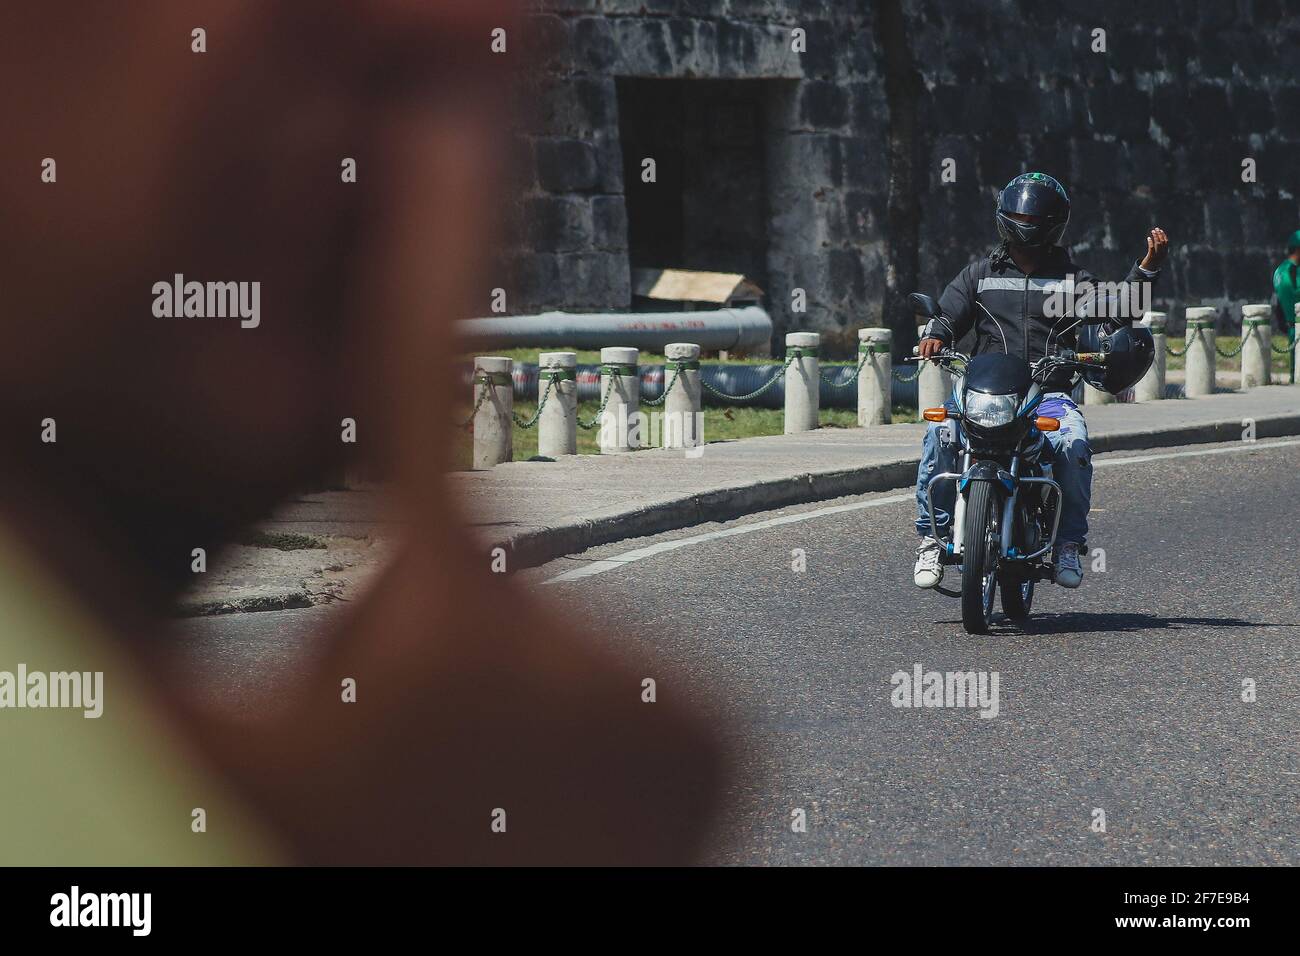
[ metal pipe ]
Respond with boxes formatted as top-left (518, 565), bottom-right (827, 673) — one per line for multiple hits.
top-left (926, 472), bottom-right (962, 546)
top-left (455, 306), bottom-right (772, 354)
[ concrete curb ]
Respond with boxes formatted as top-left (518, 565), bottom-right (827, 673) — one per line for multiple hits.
top-left (498, 410), bottom-right (1300, 571)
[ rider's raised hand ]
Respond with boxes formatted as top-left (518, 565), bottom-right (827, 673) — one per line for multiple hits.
top-left (1139, 227), bottom-right (1169, 271)
top-left (918, 336), bottom-right (945, 359)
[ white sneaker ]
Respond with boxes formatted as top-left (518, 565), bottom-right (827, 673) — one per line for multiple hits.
top-left (1055, 542), bottom-right (1083, 589)
top-left (913, 536), bottom-right (944, 589)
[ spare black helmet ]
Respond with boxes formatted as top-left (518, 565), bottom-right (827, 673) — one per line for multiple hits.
top-left (996, 172), bottom-right (1071, 248)
top-left (1076, 323), bottom-right (1155, 394)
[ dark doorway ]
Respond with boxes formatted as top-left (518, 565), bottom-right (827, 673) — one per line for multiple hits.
top-left (616, 79), bottom-right (770, 299)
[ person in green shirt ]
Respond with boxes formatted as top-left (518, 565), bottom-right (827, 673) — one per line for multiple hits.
top-left (1273, 230), bottom-right (1300, 380)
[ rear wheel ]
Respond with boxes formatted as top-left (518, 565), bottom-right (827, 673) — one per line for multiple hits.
top-left (961, 481), bottom-right (999, 634)
top-left (1000, 573), bottom-right (1034, 621)
top-left (1000, 507), bottom-right (1036, 621)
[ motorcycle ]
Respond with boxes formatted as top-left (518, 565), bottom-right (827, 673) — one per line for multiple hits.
top-left (904, 291), bottom-right (1120, 634)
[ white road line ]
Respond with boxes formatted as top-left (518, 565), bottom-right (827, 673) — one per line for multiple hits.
top-left (1091, 437), bottom-right (1300, 469)
top-left (544, 493), bottom-right (914, 583)
top-left (543, 438), bottom-right (1300, 584)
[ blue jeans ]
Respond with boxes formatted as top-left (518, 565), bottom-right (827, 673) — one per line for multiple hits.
top-left (914, 393), bottom-right (1092, 546)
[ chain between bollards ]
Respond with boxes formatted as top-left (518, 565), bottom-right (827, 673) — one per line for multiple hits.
top-left (462, 368), bottom-right (510, 428)
top-left (1165, 325), bottom-right (1201, 357)
top-left (510, 371), bottom-right (565, 429)
top-left (576, 363), bottom-right (630, 430)
top-left (1214, 336), bottom-right (1247, 359)
top-left (641, 360), bottom-right (697, 408)
top-left (818, 349), bottom-right (871, 387)
top-left (700, 352), bottom-right (799, 403)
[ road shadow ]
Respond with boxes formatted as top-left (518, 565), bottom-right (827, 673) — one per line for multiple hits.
top-left (996, 612), bottom-right (1283, 635)
top-left (932, 612), bottom-right (1287, 634)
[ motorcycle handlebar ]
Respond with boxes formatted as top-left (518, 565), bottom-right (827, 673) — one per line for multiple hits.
top-left (900, 349), bottom-right (1106, 370)
top-left (1047, 350), bottom-right (1108, 366)
top-left (904, 347), bottom-right (968, 364)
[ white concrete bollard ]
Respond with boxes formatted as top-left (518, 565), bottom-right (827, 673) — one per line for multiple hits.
top-left (471, 356), bottom-right (513, 469)
top-left (916, 324), bottom-right (952, 411)
top-left (662, 342), bottom-right (702, 449)
top-left (1240, 304), bottom-right (1272, 390)
top-left (1183, 307), bottom-right (1217, 398)
top-left (599, 346), bottom-right (640, 453)
top-left (537, 351), bottom-right (577, 457)
top-left (1083, 379), bottom-right (1116, 404)
top-left (1134, 311), bottom-right (1166, 402)
top-left (784, 331), bottom-right (820, 433)
top-left (857, 328), bottom-right (892, 426)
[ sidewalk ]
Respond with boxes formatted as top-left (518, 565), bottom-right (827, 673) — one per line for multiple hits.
top-left (449, 385), bottom-right (1300, 569)
top-left (177, 490), bottom-right (396, 616)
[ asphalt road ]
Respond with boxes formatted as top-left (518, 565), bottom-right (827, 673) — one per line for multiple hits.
top-left (517, 437), bottom-right (1300, 865)
top-left (174, 437), bottom-right (1300, 865)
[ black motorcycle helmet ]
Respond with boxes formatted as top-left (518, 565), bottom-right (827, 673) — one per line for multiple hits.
top-left (1076, 323), bottom-right (1155, 394)
top-left (995, 172), bottom-right (1071, 248)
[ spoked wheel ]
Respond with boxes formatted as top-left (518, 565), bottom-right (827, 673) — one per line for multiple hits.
top-left (960, 481), bottom-right (999, 634)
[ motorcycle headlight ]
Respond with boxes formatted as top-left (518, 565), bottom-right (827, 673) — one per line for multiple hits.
top-left (963, 391), bottom-right (1018, 428)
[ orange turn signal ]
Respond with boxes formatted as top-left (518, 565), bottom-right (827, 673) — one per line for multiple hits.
top-left (923, 408), bottom-right (948, 422)
top-left (1035, 416), bottom-right (1060, 431)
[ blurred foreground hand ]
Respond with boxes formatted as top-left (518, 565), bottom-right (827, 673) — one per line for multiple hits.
top-left (0, 0), bottom-right (721, 865)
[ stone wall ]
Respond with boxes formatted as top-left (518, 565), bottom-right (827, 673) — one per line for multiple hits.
top-left (501, 0), bottom-right (1300, 351)
top-left (912, 0), bottom-right (1300, 334)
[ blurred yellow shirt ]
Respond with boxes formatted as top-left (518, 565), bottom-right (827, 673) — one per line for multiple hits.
top-left (0, 529), bottom-right (278, 864)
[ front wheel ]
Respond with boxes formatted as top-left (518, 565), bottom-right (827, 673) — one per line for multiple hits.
top-left (960, 481), bottom-right (999, 634)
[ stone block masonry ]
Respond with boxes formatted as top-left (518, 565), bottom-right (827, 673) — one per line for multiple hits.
top-left (494, 1), bottom-right (1300, 355)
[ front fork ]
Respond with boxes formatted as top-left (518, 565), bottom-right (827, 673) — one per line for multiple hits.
top-left (925, 452), bottom-right (1063, 562)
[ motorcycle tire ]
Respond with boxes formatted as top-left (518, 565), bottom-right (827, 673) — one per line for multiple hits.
top-left (1000, 509), bottom-right (1035, 622)
top-left (961, 481), bottom-right (999, 634)
top-left (1000, 572), bottom-right (1034, 621)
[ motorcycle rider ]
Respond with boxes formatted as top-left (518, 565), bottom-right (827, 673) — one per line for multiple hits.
top-left (912, 172), bottom-right (1168, 591)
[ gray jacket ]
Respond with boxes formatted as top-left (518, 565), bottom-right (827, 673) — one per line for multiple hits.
top-left (923, 246), bottom-right (1159, 392)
